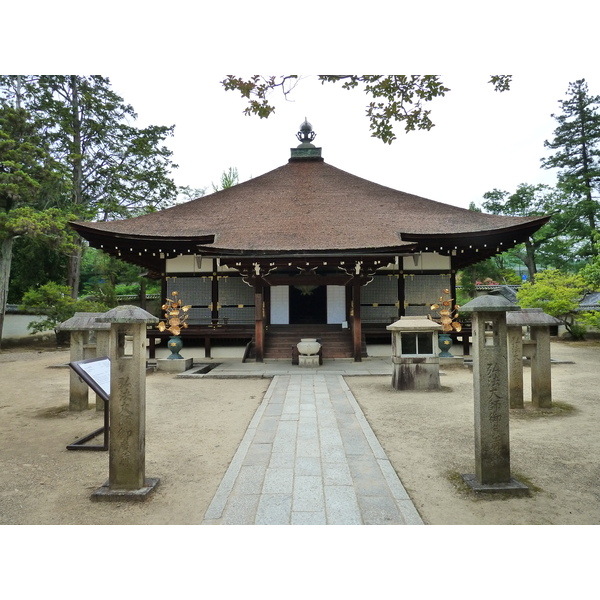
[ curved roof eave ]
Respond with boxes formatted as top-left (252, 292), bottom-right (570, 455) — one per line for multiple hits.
top-left (68, 159), bottom-right (552, 261)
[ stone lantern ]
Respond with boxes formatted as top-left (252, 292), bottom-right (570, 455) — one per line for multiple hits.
top-left (386, 316), bottom-right (442, 390)
top-left (459, 295), bottom-right (528, 494)
top-left (58, 312), bottom-right (111, 411)
top-left (507, 308), bottom-right (561, 409)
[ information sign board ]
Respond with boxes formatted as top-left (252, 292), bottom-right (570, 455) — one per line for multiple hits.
top-left (69, 357), bottom-right (110, 402)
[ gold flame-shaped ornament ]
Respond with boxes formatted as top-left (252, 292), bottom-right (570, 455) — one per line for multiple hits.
top-left (157, 291), bottom-right (191, 336)
top-left (428, 289), bottom-right (461, 333)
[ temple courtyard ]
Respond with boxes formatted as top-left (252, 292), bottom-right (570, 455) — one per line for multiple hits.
top-left (0, 339), bottom-right (599, 525)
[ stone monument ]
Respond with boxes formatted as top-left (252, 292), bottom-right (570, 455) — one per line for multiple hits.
top-left (459, 295), bottom-right (528, 494)
top-left (91, 305), bottom-right (160, 501)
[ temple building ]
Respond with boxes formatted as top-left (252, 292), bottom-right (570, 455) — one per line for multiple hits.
top-left (70, 121), bottom-right (549, 362)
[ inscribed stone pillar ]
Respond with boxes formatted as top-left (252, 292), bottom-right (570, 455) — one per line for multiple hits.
top-left (473, 309), bottom-right (511, 483)
top-left (69, 330), bottom-right (89, 411)
top-left (460, 295), bottom-right (526, 493)
top-left (92, 305), bottom-right (159, 501)
top-left (531, 326), bottom-right (552, 408)
top-left (507, 326), bottom-right (524, 409)
top-left (94, 329), bottom-right (111, 411)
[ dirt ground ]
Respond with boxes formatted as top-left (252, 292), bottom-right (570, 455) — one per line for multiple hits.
top-left (0, 339), bottom-right (599, 526)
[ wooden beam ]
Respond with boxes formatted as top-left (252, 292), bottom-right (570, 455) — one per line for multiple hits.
top-left (254, 284), bottom-right (264, 362)
top-left (352, 281), bottom-right (362, 362)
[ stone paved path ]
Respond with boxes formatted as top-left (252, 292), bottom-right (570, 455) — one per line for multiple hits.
top-left (202, 373), bottom-right (423, 525)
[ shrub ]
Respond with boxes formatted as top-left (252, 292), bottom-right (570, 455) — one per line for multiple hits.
top-left (20, 282), bottom-right (109, 344)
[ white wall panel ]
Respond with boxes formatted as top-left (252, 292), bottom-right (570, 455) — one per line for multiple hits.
top-left (327, 286), bottom-right (346, 324)
top-left (271, 286), bottom-right (289, 324)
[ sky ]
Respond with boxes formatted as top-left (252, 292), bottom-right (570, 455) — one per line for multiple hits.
top-left (105, 72), bottom-right (598, 210)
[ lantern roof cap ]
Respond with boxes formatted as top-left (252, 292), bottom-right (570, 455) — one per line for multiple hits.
top-left (96, 305), bottom-right (159, 324)
top-left (460, 294), bottom-right (520, 313)
top-left (387, 316), bottom-right (442, 331)
top-left (506, 308), bottom-right (562, 326)
top-left (58, 312), bottom-right (111, 331)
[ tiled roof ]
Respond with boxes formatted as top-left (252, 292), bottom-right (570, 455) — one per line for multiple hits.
top-left (72, 159), bottom-right (549, 255)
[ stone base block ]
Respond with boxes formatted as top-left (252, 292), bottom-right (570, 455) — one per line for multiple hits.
top-left (461, 474), bottom-right (529, 496)
top-left (156, 358), bottom-right (193, 373)
top-left (90, 478), bottom-right (160, 502)
top-left (298, 355), bottom-right (320, 368)
top-left (391, 359), bottom-right (440, 390)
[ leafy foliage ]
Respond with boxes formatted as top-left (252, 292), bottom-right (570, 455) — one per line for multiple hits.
top-left (1, 76), bottom-right (179, 221)
top-left (516, 269), bottom-right (589, 338)
top-left (212, 167), bottom-right (239, 192)
top-left (221, 75), bottom-right (511, 144)
top-left (1, 76), bottom-right (181, 299)
top-left (580, 248), bottom-right (600, 289)
top-left (8, 235), bottom-right (67, 303)
top-left (20, 282), bottom-right (109, 342)
top-left (0, 106), bottom-right (63, 216)
top-left (482, 183), bottom-right (577, 278)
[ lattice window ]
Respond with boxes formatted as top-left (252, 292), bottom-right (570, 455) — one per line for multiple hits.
top-left (404, 274), bottom-right (451, 317)
top-left (361, 305), bottom-right (398, 324)
top-left (166, 276), bottom-right (211, 305)
top-left (218, 277), bottom-right (254, 306)
top-left (361, 274), bottom-right (398, 304)
top-left (186, 307), bottom-right (212, 324)
top-left (219, 306), bottom-right (255, 324)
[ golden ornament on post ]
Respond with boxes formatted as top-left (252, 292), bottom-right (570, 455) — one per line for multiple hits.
top-left (428, 289), bottom-right (461, 357)
top-left (157, 291), bottom-right (192, 359)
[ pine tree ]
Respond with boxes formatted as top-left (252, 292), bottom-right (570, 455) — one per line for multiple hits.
top-left (541, 79), bottom-right (600, 257)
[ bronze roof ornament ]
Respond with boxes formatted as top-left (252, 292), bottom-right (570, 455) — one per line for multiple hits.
top-left (297, 118), bottom-right (316, 145)
top-left (291, 118), bottom-right (322, 160)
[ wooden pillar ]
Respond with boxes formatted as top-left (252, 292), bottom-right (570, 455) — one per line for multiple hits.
top-left (398, 270), bottom-right (405, 318)
top-left (352, 280), bottom-right (362, 362)
top-left (254, 283), bottom-right (264, 362)
top-left (211, 265), bottom-right (219, 323)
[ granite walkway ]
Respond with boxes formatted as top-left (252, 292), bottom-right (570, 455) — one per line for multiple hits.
top-left (202, 373), bottom-right (423, 525)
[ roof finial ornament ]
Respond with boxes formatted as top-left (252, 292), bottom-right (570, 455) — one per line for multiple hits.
top-left (297, 118), bottom-right (316, 145)
top-left (290, 118), bottom-right (322, 161)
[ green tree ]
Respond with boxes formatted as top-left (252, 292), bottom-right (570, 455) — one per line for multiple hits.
top-left (482, 184), bottom-right (577, 279)
top-left (8, 235), bottom-right (67, 303)
top-left (212, 167), bottom-right (239, 192)
top-left (541, 79), bottom-right (600, 258)
top-left (0, 104), bottom-right (73, 346)
top-left (516, 269), bottom-right (589, 338)
top-left (580, 238), bottom-right (600, 288)
top-left (222, 75), bottom-right (512, 144)
top-left (178, 185), bottom-right (206, 204)
top-left (0, 75), bottom-right (179, 296)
